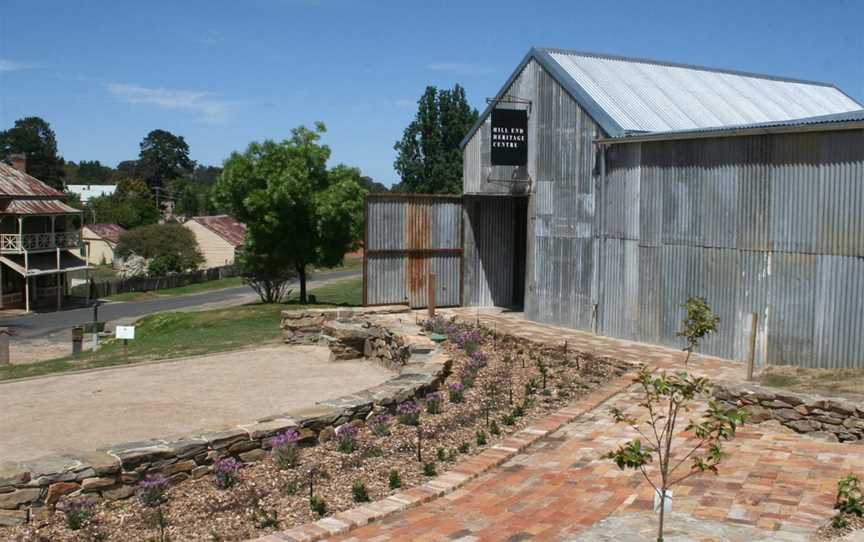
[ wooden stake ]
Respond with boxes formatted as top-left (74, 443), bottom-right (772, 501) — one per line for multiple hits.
top-left (746, 313), bottom-right (758, 381)
top-left (427, 273), bottom-right (436, 319)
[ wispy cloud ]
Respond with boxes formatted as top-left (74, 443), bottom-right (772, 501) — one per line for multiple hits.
top-left (0, 59), bottom-right (32, 73)
top-left (425, 62), bottom-right (493, 76)
top-left (106, 83), bottom-right (232, 123)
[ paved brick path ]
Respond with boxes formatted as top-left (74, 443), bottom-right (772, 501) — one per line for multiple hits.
top-left (315, 309), bottom-right (863, 541)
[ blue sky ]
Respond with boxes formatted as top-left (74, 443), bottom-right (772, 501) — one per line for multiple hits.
top-left (1, 0), bottom-right (862, 186)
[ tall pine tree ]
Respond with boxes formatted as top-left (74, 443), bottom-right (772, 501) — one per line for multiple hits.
top-left (393, 84), bottom-right (478, 194)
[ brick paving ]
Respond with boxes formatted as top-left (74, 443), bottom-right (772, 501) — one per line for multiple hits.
top-left (277, 309), bottom-right (864, 541)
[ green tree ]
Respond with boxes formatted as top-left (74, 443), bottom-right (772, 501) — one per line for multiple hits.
top-left (137, 129), bottom-right (195, 189)
top-left (75, 160), bottom-right (114, 184)
top-left (214, 122), bottom-right (365, 303)
top-left (678, 297), bottom-right (720, 365)
top-left (87, 178), bottom-right (159, 228)
top-left (393, 84), bottom-right (478, 194)
top-left (605, 368), bottom-right (747, 542)
top-left (115, 222), bottom-right (204, 274)
top-left (0, 116), bottom-right (66, 188)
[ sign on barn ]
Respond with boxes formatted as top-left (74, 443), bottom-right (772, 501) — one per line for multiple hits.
top-left (490, 109), bottom-right (528, 166)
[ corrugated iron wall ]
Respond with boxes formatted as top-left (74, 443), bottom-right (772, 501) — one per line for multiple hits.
top-left (601, 130), bottom-right (864, 368)
top-left (364, 195), bottom-right (462, 308)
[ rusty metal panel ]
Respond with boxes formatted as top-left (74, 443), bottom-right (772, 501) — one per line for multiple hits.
top-left (364, 194), bottom-right (462, 307)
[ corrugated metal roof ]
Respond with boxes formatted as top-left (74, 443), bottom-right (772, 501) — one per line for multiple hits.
top-left (544, 48), bottom-right (861, 134)
top-left (461, 47), bottom-right (863, 145)
top-left (84, 223), bottom-right (126, 243)
top-left (0, 163), bottom-right (66, 197)
top-left (190, 215), bottom-right (246, 247)
top-left (600, 109), bottom-right (864, 143)
top-left (0, 199), bottom-right (82, 215)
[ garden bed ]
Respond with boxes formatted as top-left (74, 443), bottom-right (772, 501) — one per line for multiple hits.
top-left (3, 318), bottom-right (631, 541)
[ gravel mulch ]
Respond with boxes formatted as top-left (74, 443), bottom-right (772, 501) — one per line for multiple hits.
top-left (816, 514), bottom-right (864, 540)
top-left (3, 323), bottom-right (631, 542)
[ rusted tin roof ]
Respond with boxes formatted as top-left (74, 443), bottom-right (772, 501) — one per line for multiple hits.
top-left (0, 199), bottom-right (82, 215)
top-left (84, 223), bottom-right (126, 244)
top-left (190, 215), bottom-right (246, 247)
top-left (0, 163), bottom-right (66, 197)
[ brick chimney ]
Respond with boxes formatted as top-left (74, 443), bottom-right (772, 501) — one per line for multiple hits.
top-left (9, 153), bottom-right (26, 173)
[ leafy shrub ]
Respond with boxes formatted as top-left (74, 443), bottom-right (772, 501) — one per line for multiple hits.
top-left (425, 392), bottom-right (442, 414)
top-left (214, 457), bottom-right (240, 489)
top-left (502, 413), bottom-right (515, 426)
top-left (336, 425), bottom-right (359, 454)
top-left (310, 495), bottom-right (328, 517)
top-left (370, 413), bottom-right (391, 437)
top-left (64, 498), bottom-right (93, 530)
top-left (423, 462), bottom-right (437, 476)
top-left (513, 404), bottom-right (525, 418)
top-left (448, 382), bottom-right (465, 403)
top-left (490, 420), bottom-right (501, 436)
top-left (352, 481), bottom-right (370, 503)
top-left (436, 447), bottom-right (446, 461)
top-left (476, 430), bottom-right (487, 446)
top-left (834, 474), bottom-right (864, 528)
top-left (271, 429), bottom-right (300, 469)
top-left (458, 442), bottom-right (470, 454)
top-left (283, 479), bottom-right (299, 496)
top-left (116, 222), bottom-right (204, 275)
top-left (388, 469), bottom-right (402, 490)
top-left (137, 474), bottom-right (168, 507)
top-left (397, 401), bottom-right (420, 426)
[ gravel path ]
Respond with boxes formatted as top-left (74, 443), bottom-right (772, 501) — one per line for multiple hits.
top-left (0, 344), bottom-right (394, 463)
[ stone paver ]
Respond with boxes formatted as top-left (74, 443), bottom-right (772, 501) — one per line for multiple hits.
top-left (311, 309), bottom-right (863, 541)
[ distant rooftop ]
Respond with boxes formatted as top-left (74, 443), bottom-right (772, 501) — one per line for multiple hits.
top-left (190, 215), bottom-right (246, 247)
top-left (85, 223), bottom-right (126, 244)
top-left (0, 162), bottom-right (66, 198)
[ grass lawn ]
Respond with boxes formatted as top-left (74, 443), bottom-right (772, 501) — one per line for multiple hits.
top-left (760, 365), bottom-right (864, 402)
top-left (0, 277), bottom-right (363, 382)
top-left (104, 257), bottom-right (363, 302)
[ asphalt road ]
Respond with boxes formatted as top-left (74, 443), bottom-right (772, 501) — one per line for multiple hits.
top-left (0, 270), bottom-right (360, 339)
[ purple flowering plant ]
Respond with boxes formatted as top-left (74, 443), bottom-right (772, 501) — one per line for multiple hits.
top-left (455, 329), bottom-right (482, 355)
top-left (64, 498), bottom-right (94, 530)
top-left (397, 401), bottom-right (421, 426)
top-left (271, 429), bottom-right (300, 469)
top-left (336, 424), bottom-right (359, 453)
top-left (370, 413), bottom-right (392, 437)
top-left (448, 382), bottom-right (465, 403)
top-left (425, 392), bottom-right (442, 414)
top-left (213, 457), bottom-right (240, 489)
top-left (137, 473), bottom-right (169, 507)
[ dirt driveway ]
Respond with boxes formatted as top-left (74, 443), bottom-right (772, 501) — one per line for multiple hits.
top-left (0, 344), bottom-right (394, 463)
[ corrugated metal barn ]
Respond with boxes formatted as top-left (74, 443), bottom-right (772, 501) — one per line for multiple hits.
top-left (366, 47), bottom-right (864, 369)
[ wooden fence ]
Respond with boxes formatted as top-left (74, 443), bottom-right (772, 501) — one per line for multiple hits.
top-left (70, 265), bottom-right (240, 299)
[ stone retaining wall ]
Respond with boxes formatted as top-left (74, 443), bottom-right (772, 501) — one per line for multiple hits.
top-left (0, 307), bottom-right (447, 526)
top-left (282, 306), bottom-right (413, 367)
top-left (715, 383), bottom-right (864, 442)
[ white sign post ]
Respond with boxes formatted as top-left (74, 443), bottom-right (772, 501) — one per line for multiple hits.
top-left (115, 325), bottom-right (135, 359)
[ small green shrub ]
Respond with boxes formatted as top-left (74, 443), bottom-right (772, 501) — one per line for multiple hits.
top-left (388, 469), bottom-right (402, 489)
top-left (490, 420), bottom-right (501, 436)
top-left (476, 430), bottom-right (487, 446)
top-left (833, 473), bottom-right (864, 528)
top-left (436, 447), bottom-right (446, 461)
top-left (423, 462), bottom-right (437, 476)
top-left (502, 413), bottom-right (515, 426)
top-left (283, 480), bottom-right (299, 496)
top-left (352, 482), bottom-right (370, 503)
top-left (513, 404), bottom-right (525, 418)
top-left (310, 495), bottom-right (328, 517)
top-left (64, 499), bottom-right (93, 531)
top-left (458, 442), bottom-right (470, 454)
